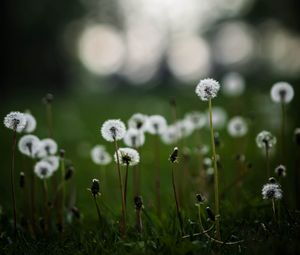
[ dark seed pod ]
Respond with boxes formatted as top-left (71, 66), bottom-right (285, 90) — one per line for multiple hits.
top-left (205, 207), bottom-right (215, 221)
top-left (214, 132), bottom-right (221, 147)
top-left (196, 193), bottom-right (205, 203)
top-left (65, 166), bottom-right (74, 180)
top-left (39, 217), bottom-right (45, 231)
top-left (294, 128), bottom-right (300, 146)
top-left (43, 93), bottom-right (54, 104)
top-left (90, 179), bottom-right (100, 197)
top-left (169, 147), bottom-right (179, 163)
top-left (134, 196), bottom-right (143, 210)
top-left (71, 206), bottom-right (81, 219)
top-left (235, 154), bottom-right (246, 162)
top-left (19, 172), bottom-right (25, 188)
top-left (60, 149), bottom-right (65, 158)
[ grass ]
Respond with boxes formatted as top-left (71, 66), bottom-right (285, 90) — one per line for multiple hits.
top-left (0, 84), bottom-right (299, 254)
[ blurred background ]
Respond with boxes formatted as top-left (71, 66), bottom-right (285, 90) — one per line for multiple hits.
top-left (1, 0), bottom-right (300, 220)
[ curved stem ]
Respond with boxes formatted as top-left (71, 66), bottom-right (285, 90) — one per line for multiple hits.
top-left (10, 130), bottom-right (17, 236)
top-left (208, 99), bottom-right (221, 239)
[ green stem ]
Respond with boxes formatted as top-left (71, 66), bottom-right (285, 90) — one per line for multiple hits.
top-left (93, 196), bottom-right (102, 224)
top-left (10, 130), bottom-right (17, 236)
top-left (265, 145), bottom-right (270, 179)
top-left (43, 180), bottom-right (49, 233)
top-left (154, 135), bottom-right (161, 218)
top-left (114, 139), bottom-right (126, 236)
top-left (208, 99), bottom-right (221, 240)
top-left (280, 101), bottom-right (286, 163)
top-left (272, 199), bottom-right (276, 223)
top-left (59, 155), bottom-right (65, 231)
top-left (46, 103), bottom-right (53, 138)
top-left (124, 164), bottom-right (129, 209)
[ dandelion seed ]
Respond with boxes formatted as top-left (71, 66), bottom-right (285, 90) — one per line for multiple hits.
top-left (23, 113), bottom-right (37, 133)
top-left (18, 135), bottom-right (40, 158)
top-left (4, 111), bottom-right (27, 133)
top-left (36, 138), bottom-right (58, 158)
top-left (42, 156), bottom-right (60, 172)
top-left (34, 161), bottom-right (54, 179)
top-left (91, 145), bottom-right (112, 165)
top-left (128, 113), bottom-right (148, 131)
top-left (160, 125), bottom-right (180, 145)
top-left (123, 128), bottom-right (145, 148)
top-left (227, 116), bottom-right (248, 137)
top-left (206, 107), bottom-right (227, 130)
top-left (262, 183), bottom-right (282, 200)
top-left (184, 111), bottom-right (206, 130)
top-left (271, 82), bottom-right (294, 104)
top-left (256, 131), bottom-right (277, 149)
top-left (195, 78), bottom-right (220, 101)
top-left (275, 165), bottom-right (286, 178)
top-left (146, 115), bottom-right (167, 135)
top-left (222, 72), bottom-right (245, 97)
top-left (101, 119), bottom-right (126, 142)
top-left (114, 148), bottom-right (140, 166)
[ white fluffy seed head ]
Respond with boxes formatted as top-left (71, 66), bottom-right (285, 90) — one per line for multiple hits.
top-left (227, 116), bottom-right (248, 137)
top-left (34, 161), bottom-right (54, 179)
top-left (23, 113), bottom-right (37, 133)
top-left (160, 125), bottom-right (180, 145)
top-left (206, 107), bottom-right (227, 130)
top-left (262, 183), bottom-right (282, 200)
top-left (270, 82), bottom-right (294, 104)
top-left (175, 119), bottom-right (194, 138)
top-left (41, 156), bottom-right (60, 172)
top-left (91, 145), bottom-right (112, 165)
top-left (101, 119), bottom-right (126, 142)
top-left (36, 138), bottom-right (58, 158)
top-left (128, 113), bottom-right (148, 131)
top-left (18, 135), bottom-right (40, 158)
top-left (222, 72), bottom-right (245, 97)
top-left (256, 131), bottom-right (277, 149)
top-left (195, 78), bottom-right (220, 101)
top-left (146, 115), bottom-right (167, 135)
top-left (184, 111), bottom-right (206, 130)
top-left (114, 147), bottom-right (140, 166)
top-left (4, 111), bottom-right (27, 133)
top-left (123, 128), bottom-right (145, 148)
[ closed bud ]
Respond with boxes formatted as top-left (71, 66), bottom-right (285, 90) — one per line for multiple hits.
top-left (65, 166), bottom-right (74, 180)
top-left (60, 149), bottom-right (65, 158)
top-left (169, 147), bottom-right (179, 163)
top-left (294, 128), bottom-right (300, 146)
top-left (134, 196), bottom-right (143, 210)
top-left (43, 93), bottom-right (54, 104)
top-left (205, 207), bottom-right (215, 221)
top-left (196, 193), bottom-right (205, 203)
top-left (19, 172), bottom-right (25, 188)
top-left (90, 179), bottom-right (100, 197)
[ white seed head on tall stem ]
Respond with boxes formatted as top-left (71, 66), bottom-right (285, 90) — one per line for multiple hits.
top-left (146, 115), bottom-right (167, 135)
top-left (184, 111), bottom-right (206, 130)
top-left (271, 82), bottom-right (294, 104)
top-left (114, 148), bottom-right (140, 166)
top-left (123, 128), bottom-right (145, 148)
top-left (91, 145), bottom-right (112, 165)
top-left (4, 111), bottom-right (27, 133)
top-left (227, 116), bottom-right (248, 137)
top-left (101, 119), bottom-right (126, 142)
top-left (256, 131), bottom-right (277, 149)
top-left (175, 119), bottom-right (194, 138)
top-left (34, 161), bottom-right (55, 179)
top-left (18, 134), bottom-right (40, 158)
top-left (128, 113), bottom-right (148, 131)
top-left (222, 72), bottom-right (245, 97)
top-left (42, 156), bottom-right (60, 171)
top-left (23, 113), bottom-right (37, 133)
top-left (262, 183), bottom-right (283, 200)
top-left (195, 78), bottom-right (220, 101)
top-left (160, 125), bottom-right (180, 145)
top-left (36, 138), bottom-right (58, 158)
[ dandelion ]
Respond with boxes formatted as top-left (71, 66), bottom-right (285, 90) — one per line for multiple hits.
top-left (42, 156), bottom-right (60, 172)
top-left (23, 113), bottom-right (37, 133)
top-left (195, 78), bottom-right (220, 101)
top-left (227, 116), bottom-right (248, 137)
top-left (271, 82), bottom-right (294, 162)
top-left (175, 119), bottom-right (194, 139)
top-left (185, 111), bottom-right (206, 130)
top-left (18, 135), bottom-right (40, 158)
top-left (4, 111), bottom-right (27, 235)
top-left (101, 119), bottom-right (127, 235)
top-left (101, 119), bottom-right (126, 142)
top-left (89, 179), bottom-right (102, 224)
top-left (91, 145), bottom-right (112, 165)
top-left (134, 196), bottom-right (143, 233)
top-left (262, 182), bottom-right (283, 221)
top-left (161, 125), bottom-right (180, 145)
top-left (256, 131), bottom-right (277, 178)
top-left (146, 115), bottom-right (167, 135)
top-left (206, 107), bottom-right (227, 130)
top-left (195, 78), bottom-right (221, 239)
top-left (128, 113), bottom-right (148, 131)
top-left (222, 72), bottom-right (245, 97)
top-left (34, 161), bottom-right (54, 179)
top-left (114, 148), bottom-right (140, 209)
top-left (36, 138), bottom-right (58, 158)
top-left (123, 128), bottom-right (145, 148)
top-left (275, 165), bottom-right (286, 178)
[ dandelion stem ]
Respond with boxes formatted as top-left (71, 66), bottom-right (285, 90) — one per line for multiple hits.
top-left (114, 139), bottom-right (126, 236)
top-left (154, 135), bottom-right (161, 218)
top-left (208, 98), bottom-right (221, 240)
top-left (46, 102), bottom-right (53, 138)
top-left (280, 101), bottom-right (286, 163)
top-left (265, 145), bottom-right (270, 178)
top-left (171, 164), bottom-right (183, 235)
top-left (30, 167), bottom-right (36, 231)
top-left (272, 198), bottom-right (276, 222)
top-left (10, 130), bottom-right (17, 236)
top-left (93, 196), bottom-right (102, 224)
top-left (43, 180), bottom-right (49, 233)
top-left (124, 163), bottom-right (129, 208)
top-left (59, 154), bottom-right (65, 232)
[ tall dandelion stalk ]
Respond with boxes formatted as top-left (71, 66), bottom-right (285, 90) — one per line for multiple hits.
top-left (195, 78), bottom-right (221, 239)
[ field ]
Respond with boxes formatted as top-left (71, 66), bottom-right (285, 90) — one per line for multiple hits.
top-left (0, 83), bottom-right (299, 254)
